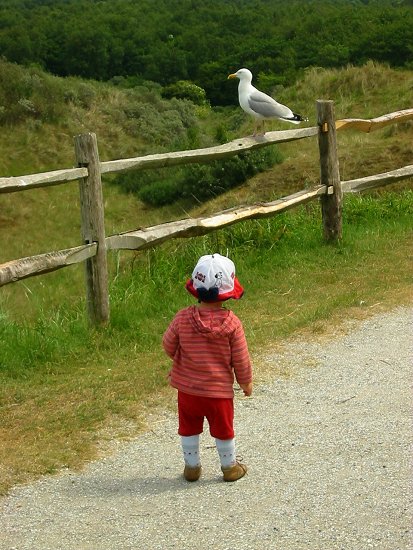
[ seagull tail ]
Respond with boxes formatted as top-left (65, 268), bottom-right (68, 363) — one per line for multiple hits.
top-left (281, 113), bottom-right (308, 124)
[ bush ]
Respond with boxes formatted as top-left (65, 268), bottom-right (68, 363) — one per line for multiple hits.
top-left (138, 178), bottom-right (182, 206)
top-left (114, 146), bottom-right (284, 207)
top-left (122, 97), bottom-right (197, 146)
top-left (0, 60), bottom-right (68, 124)
top-left (162, 80), bottom-right (208, 105)
top-left (180, 147), bottom-right (284, 203)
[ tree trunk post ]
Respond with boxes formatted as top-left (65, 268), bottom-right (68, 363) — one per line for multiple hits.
top-left (317, 100), bottom-right (343, 242)
top-left (74, 132), bottom-right (109, 325)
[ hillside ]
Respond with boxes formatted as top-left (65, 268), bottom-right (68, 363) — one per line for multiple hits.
top-left (0, 60), bottom-right (412, 320)
top-left (195, 62), bottom-right (413, 214)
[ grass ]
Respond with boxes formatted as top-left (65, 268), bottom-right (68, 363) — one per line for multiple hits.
top-left (0, 61), bottom-right (412, 494)
top-left (0, 190), bottom-right (412, 495)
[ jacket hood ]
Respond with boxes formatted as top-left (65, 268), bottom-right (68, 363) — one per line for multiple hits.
top-left (188, 305), bottom-right (237, 339)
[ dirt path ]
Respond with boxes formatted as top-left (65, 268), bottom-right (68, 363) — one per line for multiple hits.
top-left (1, 307), bottom-right (411, 550)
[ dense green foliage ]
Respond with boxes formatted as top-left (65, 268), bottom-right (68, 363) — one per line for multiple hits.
top-left (115, 147), bottom-right (283, 206)
top-left (0, 0), bottom-right (412, 104)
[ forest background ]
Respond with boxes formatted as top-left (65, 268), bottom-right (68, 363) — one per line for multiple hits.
top-left (1, 0), bottom-right (412, 105)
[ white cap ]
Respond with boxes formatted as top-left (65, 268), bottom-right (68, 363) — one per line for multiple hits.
top-left (192, 254), bottom-right (235, 293)
top-left (186, 253), bottom-right (244, 302)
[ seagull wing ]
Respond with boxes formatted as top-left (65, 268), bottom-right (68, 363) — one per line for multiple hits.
top-left (248, 89), bottom-right (294, 119)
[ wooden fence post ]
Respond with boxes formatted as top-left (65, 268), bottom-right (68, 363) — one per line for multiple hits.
top-left (74, 132), bottom-right (109, 325)
top-left (317, 100), bottom-right (343, 241)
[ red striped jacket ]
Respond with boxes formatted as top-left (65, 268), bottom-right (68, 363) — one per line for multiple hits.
top-left (163, 305), bottom-right (252, 398)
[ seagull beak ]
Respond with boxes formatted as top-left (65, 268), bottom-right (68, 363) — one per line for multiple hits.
top-left (227, 73), bottom-right (237, 79)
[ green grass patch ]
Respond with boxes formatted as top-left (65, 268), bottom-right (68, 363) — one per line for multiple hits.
top-left (0, 190), bottom-right (412, 494)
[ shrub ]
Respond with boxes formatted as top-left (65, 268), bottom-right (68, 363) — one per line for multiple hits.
top-left (181, 147), bottom-right (283, 203)
top-left (122, 97), bottom-right (197, 146)
top-left (162, 80), bottom-right (208, 105)
top-left (138, 178), bottom-right (182, 206)
top-left (114, 146), bottom-right (284, 207)
top-left (0, 60), bottom-right (67, 124)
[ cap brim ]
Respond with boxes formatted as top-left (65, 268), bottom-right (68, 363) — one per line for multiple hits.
top-left (185, 277), bottom-right (244, 302)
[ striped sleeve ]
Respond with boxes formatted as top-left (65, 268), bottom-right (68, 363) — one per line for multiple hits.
top-left (230, 321), bottom-right (252, 385)
top-left (162, 316), bottom-right (179, 359)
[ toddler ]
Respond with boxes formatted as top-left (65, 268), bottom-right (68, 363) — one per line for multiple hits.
top-left (162, 253), bottom-right (252, 482)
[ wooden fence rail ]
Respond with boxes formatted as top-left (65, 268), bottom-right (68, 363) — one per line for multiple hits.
top-left (2, 108), bottom-right (412, 196)
top-left (0, 245), bottom-right (97, 287)
top-left (0, 167), bottom-right (88, 194)
top-left (1, 102), bottom-right (412, 324)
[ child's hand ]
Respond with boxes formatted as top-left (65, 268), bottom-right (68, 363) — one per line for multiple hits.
top-left (239, 382), bottom-right (252, 397)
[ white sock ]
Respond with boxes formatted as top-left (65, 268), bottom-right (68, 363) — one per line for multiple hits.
top-left (181, 435), bottom-right (201, 467)
top-left (215, 438), bottom-right (236, 468)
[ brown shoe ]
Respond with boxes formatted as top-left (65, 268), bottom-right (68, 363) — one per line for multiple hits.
top-left (184, 465), bottom-right (202, 482)
top-left (221, 461), bottom-right (247, 482)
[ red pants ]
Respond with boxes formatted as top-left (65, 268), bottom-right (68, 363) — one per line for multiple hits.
top-left (178, 391), bottom-right (235, 440)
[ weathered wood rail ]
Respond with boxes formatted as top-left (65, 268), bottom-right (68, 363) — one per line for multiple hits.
top-left (1, 102), bottom-right (412, 325)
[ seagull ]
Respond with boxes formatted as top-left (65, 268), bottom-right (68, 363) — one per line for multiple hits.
top-left (228, 68), bottom-right (307, 136)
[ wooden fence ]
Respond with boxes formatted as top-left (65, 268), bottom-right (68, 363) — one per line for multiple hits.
top-left (1, 101), bottom-right (412, 325)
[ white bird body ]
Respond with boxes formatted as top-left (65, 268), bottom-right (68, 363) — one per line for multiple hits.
top-left (228, 68), bottom-right (306, 135)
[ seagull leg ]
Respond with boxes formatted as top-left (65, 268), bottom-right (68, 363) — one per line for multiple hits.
top-left (253, 120), bottom-right (266, 137)
top-left (255, 120), bottom-right (265, 136)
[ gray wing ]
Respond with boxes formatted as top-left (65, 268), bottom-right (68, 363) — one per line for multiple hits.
top-left (248, 89), bottom-right (293, 119)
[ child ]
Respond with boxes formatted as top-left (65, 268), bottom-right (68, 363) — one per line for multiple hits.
top-left (162, 253), bottom-right (252, 482)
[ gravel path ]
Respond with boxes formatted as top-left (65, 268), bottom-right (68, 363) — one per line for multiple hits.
top-left (1, 307), bottom-right (411, 550)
